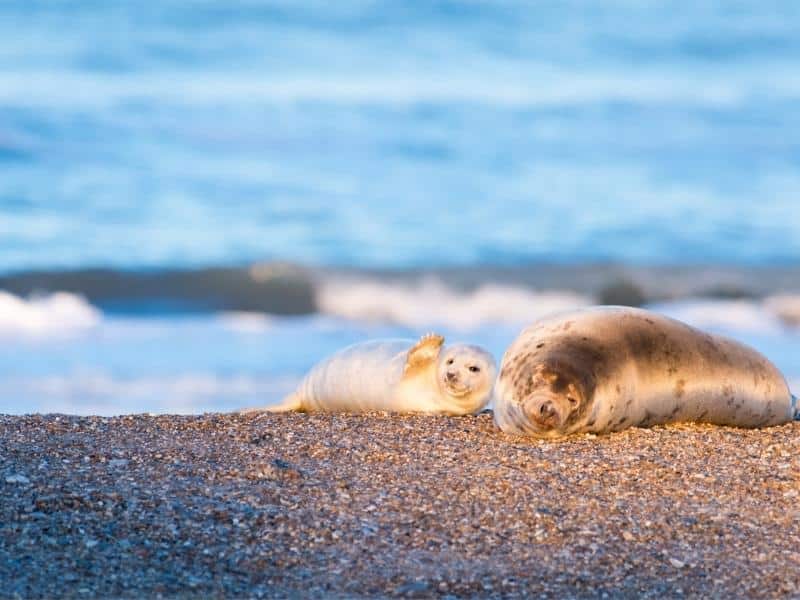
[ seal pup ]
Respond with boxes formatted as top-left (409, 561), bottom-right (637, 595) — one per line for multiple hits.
top-left (494, 306), bottom-right (797, 438)
top-left (254, 334), bottom-right (496, 415)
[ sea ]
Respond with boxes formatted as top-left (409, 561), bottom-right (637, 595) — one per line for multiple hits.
top-left (1, 0), bottom-right (798, 415)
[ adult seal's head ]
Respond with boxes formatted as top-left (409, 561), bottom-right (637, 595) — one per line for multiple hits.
top-left (494, 342), bottom-right (596, 438)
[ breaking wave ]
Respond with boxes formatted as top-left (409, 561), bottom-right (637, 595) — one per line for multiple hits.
top-left (315, 276), bottom-right (800, 334)
top-left (649, 299), bottom-right (786, 335)
top-left (316, 276), bottom-right (592, 329)
top-left (0, 291), bottom-right (101, 337)
top-left (1, 281), bottom-right (799, 337)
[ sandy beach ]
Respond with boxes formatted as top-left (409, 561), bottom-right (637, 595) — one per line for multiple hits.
top-left (2, 412), bottom-right (799, 598)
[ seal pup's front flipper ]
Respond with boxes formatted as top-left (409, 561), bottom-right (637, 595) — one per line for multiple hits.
top-left (404, 333), bottom-right (445, 376)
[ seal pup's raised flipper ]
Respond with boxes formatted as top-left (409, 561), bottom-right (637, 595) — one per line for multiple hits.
top-left (404, 333), bottom-right (445, 376)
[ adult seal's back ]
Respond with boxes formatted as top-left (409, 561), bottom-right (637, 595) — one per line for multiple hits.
top-left (494, 306), bottom-right (797, 438)
top-left (250, 334), bottom-right (496, 415)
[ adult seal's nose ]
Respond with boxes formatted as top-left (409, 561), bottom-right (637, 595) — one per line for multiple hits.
top-left (529, 398), bottom-right (560, 428)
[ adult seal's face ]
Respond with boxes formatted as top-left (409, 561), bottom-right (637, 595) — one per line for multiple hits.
top-left (496, 362), bottom-right (593, 438)
top-left (437, 345), bottom-right (496, 413)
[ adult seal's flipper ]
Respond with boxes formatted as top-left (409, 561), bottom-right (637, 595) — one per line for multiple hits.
top-left (404, 333), bottom-right (444, 376)
top-left (793, 394), bottom-right (799, 420)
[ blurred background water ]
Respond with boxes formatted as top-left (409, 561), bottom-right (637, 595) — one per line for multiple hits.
top-left (1, 0), bottom-right (798, 414)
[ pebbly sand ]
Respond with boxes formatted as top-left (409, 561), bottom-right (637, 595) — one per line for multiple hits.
top-left (1, 412), bottom-right (800, 599)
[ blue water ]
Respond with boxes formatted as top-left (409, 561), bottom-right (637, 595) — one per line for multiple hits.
top-left (1, 0), bottom-right (800, 270)
top-left (1, 1), bottom-right (799, 414)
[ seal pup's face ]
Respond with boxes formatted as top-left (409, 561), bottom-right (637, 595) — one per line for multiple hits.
top-left (497, 363), bottom-right (593, 438)
top-left (437, 345), bottom-right (497, 413)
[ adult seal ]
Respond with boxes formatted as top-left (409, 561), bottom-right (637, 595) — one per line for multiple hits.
top-left (256, 334), bottom-right (496, 415)
top-left (494, 306), bottom-right (797, 438)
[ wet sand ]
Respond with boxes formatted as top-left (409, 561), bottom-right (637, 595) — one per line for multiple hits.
top-left (2, 412), bottom-right (799, 598)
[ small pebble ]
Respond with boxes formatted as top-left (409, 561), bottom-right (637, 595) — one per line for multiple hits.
top-left (669, 558), bottom-right (686, 569)
top-left (5, 474), bottom-right (30, 484)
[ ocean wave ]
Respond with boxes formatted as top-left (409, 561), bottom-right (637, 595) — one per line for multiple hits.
top-left (650, 295), bottom-right (800, 335)
top-left (2, 70), bottom-right (799, 109)
top-left (0, 291), bottom-right (101, 337)
top-left (316, 276), bottom-right (591, 329)
top-left (647, 299), bottom-right (785, 335)
top-left (316, 274), bottom-right (800, 333)
top-left (3, 263), bottom-right (800, 320)
top-left (0, 272), bottom-right (798, 337)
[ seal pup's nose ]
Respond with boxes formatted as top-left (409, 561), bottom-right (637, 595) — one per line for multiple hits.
top-left (446, 371), bottom-right (458, 382)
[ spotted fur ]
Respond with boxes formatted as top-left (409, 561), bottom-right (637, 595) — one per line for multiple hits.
top-left (494, 307), bottom-right (794, 438)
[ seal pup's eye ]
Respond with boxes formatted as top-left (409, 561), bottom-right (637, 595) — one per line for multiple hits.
top-left (468, 366), bottom-right (481, 373)
top-left (446, 358), bottom-right (454, 365)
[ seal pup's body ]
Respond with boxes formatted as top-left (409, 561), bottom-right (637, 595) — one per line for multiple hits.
top-left (260, 334), bottom-right (496, 415)
top-left (494, 306), bottom-right (796, 438)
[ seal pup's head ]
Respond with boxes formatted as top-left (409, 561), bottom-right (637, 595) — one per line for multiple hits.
top-left (495, 342), bottom-right (596, 438)
top-left (437, 343), bottom-right (497, 413)
top-left (404, 333), bottom-right (496, 414)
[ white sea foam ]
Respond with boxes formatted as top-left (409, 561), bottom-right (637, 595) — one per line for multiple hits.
top-left (765, 294), bottom-right (800, 327)
top-left (317, 276), bottom-right (591, 329)
top-left (218, 311), bottom-right (274, 333)
top-left (648, 299), bottom-right (786, 335)
top-left (0, 291), bottom-right (101, 337)
top-left (649, 296), bottom-right (800, 335)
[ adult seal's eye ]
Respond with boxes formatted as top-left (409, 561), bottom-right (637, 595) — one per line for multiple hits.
top-left (469, 366), bottom-right (481, 373)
